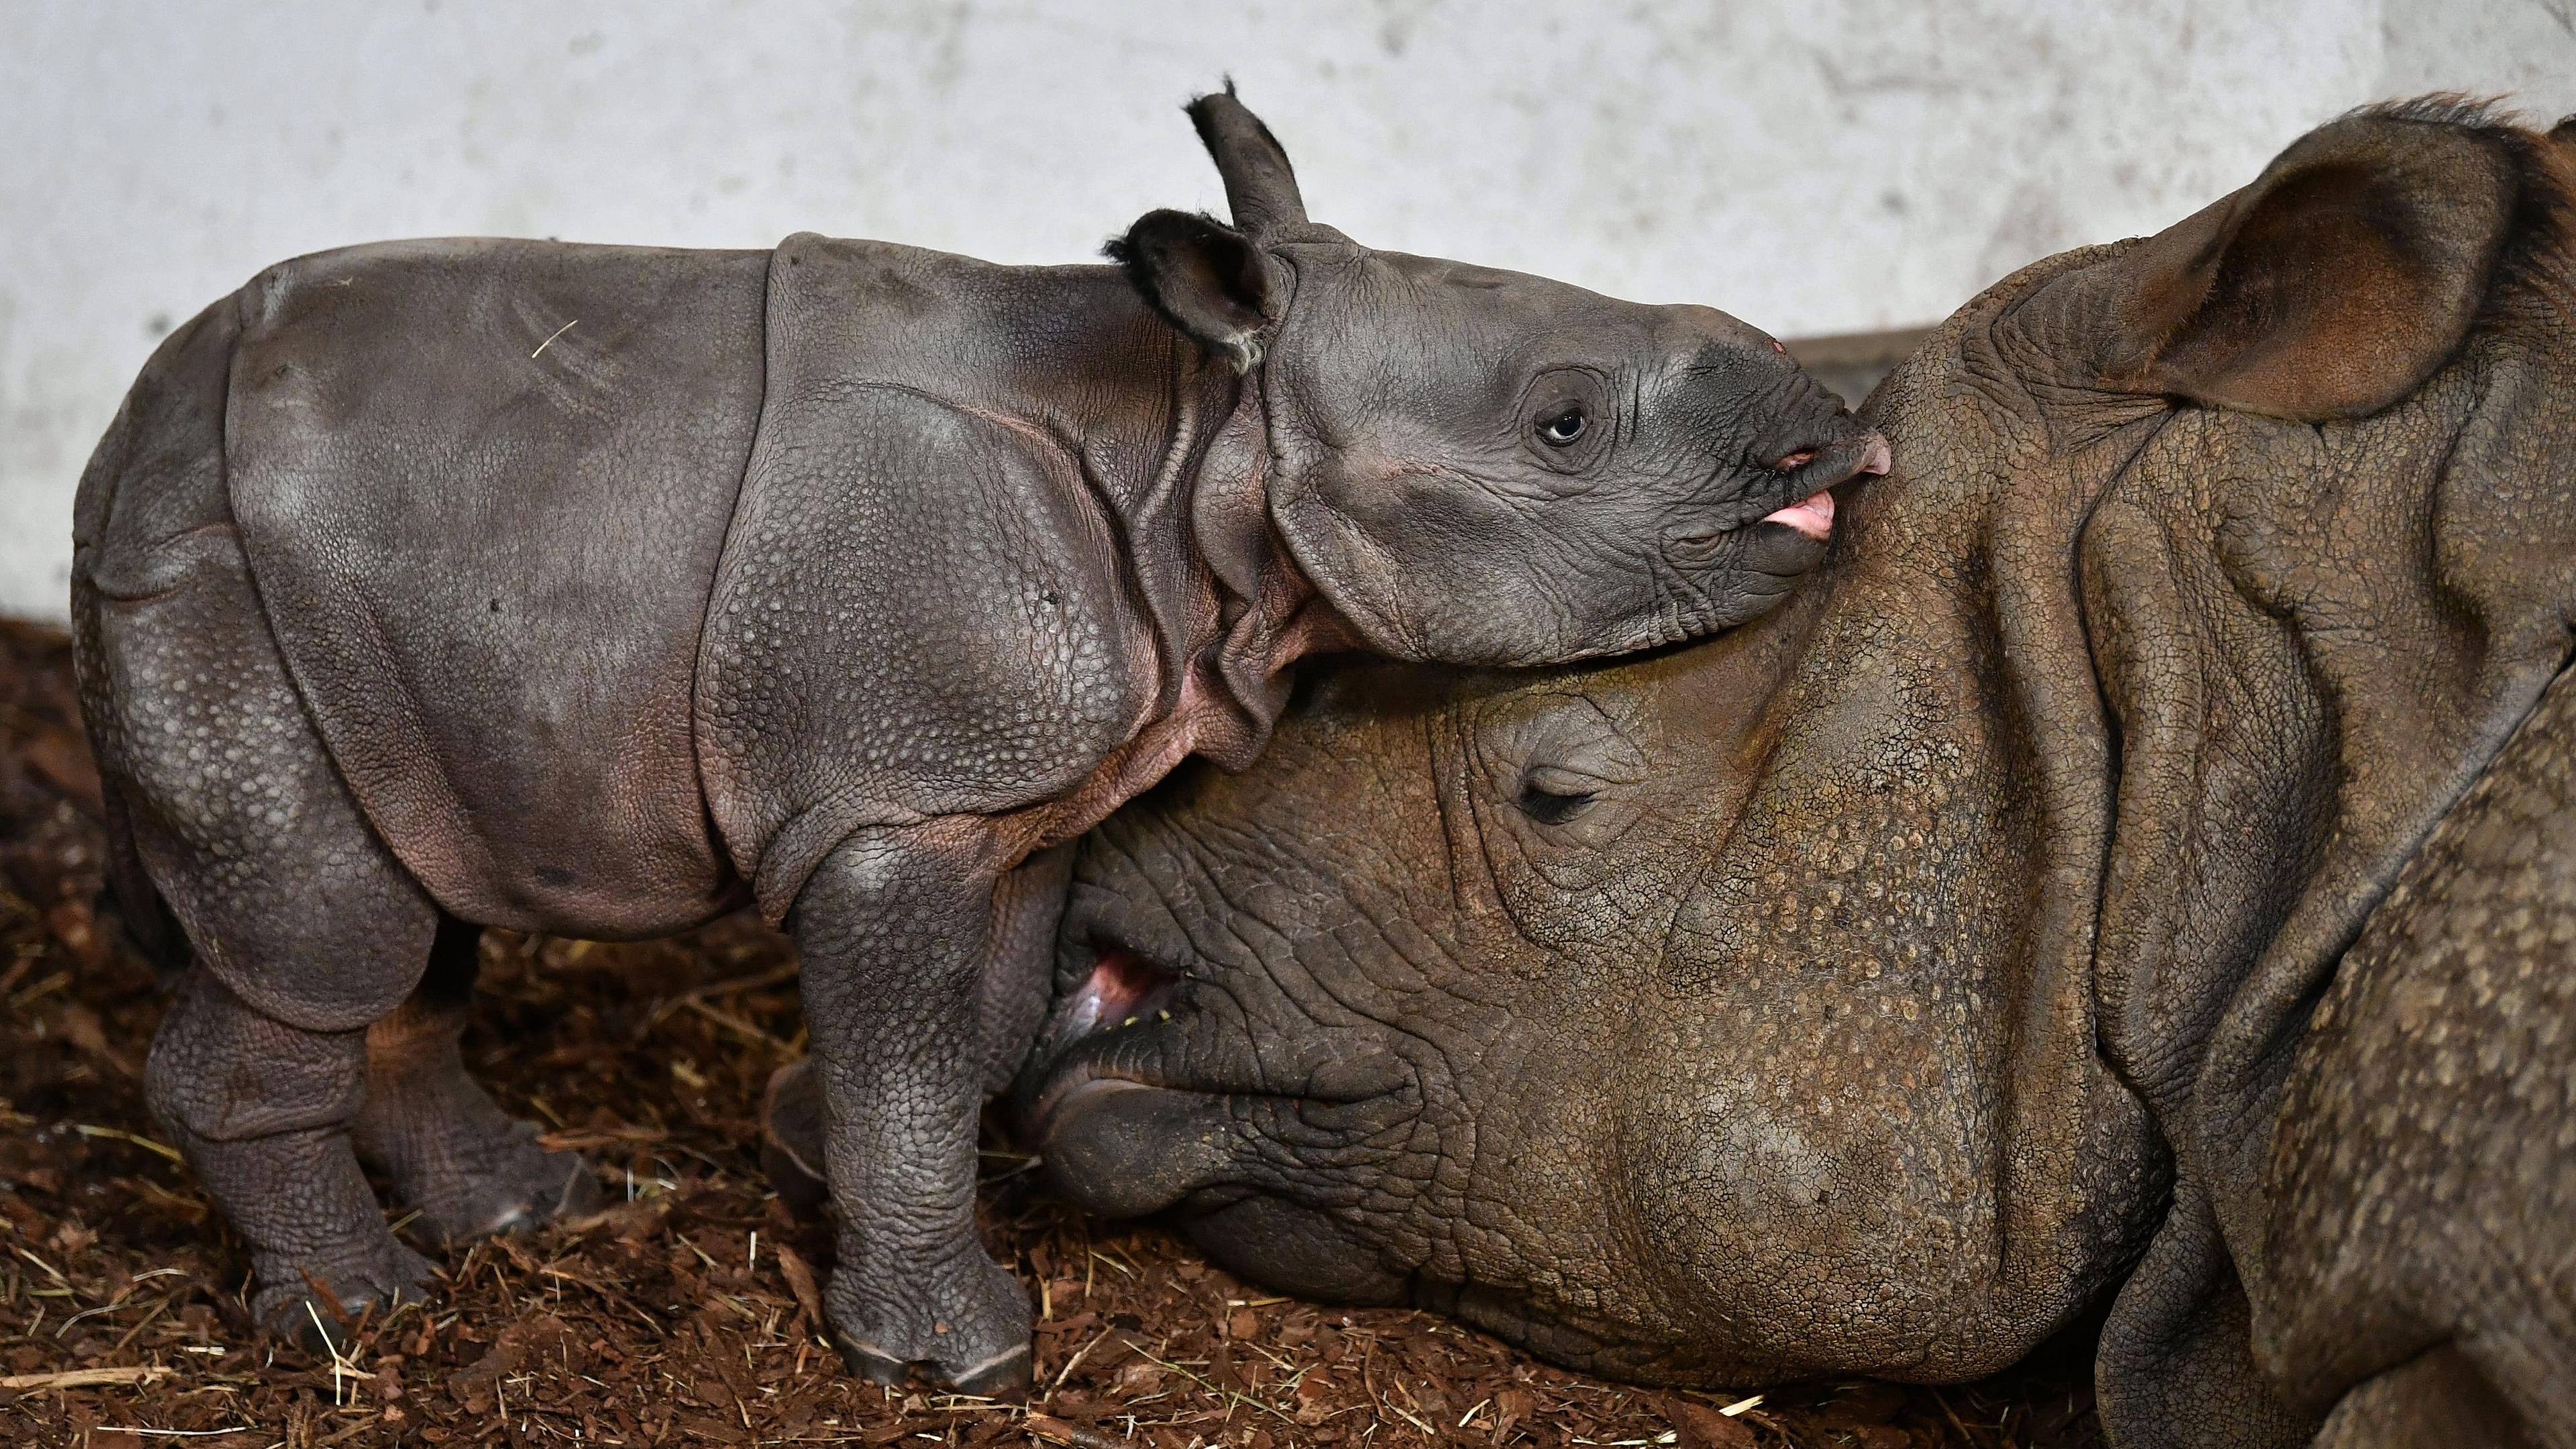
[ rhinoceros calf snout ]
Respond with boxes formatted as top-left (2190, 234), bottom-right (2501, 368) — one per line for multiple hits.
top-left (1760, 429), bottom-right (1891, 534)
top-left (1736, 429), bottom-right (1892, 541)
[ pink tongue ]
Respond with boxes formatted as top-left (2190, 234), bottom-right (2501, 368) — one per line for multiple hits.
top-left (1762, 490), bottom-right (1836, 540)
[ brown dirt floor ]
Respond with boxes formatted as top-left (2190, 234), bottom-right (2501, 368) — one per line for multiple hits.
top-left (0, 619), bottom-right (2104, 1448)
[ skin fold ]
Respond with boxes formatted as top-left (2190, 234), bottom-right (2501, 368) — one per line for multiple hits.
top-left (997, 102), bottom-right (2576, 1446)
top-left (70, 89), bottom-right (1882, 1392)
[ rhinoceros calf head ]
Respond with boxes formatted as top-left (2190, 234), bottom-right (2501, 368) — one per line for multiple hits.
top-left (1021, 101), bottom-right (2576, 1439)
top-left (1118, 92), bottom-right (1888, 667)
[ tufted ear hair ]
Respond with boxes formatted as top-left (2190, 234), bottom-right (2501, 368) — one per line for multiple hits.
top-left (2072, 103), bottom-right (2526, 420)
top-left (1108, 209), bottom-right (1282, 373)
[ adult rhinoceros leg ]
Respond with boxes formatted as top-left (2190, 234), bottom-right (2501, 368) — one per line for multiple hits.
top-left (794, 820), bottom-right (1031, 1393)
top-left (352, 917), bottom-right (603, 1244)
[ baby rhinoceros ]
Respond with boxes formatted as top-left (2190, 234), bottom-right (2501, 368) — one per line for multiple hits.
top-left (71, 89), bottom-right (1885, 1391)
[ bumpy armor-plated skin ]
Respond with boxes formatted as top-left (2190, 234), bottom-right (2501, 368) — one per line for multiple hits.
top-left (700, 236), bottom-right (1231, 919)
top-left (74, 90), bottom-right (1887, 1393)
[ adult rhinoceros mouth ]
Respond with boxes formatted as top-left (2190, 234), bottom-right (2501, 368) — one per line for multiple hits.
top-left (1016, 933), bottom-right (1287, 1221)
top-left (1018, 941), bottom-right (1185, 1141)
top-left (1018, 926), bottom-right (1417, 1225)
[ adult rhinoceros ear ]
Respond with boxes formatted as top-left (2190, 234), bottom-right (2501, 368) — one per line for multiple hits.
top-left (1108, 209), bottom-right (1281, 373)
top-left (2081, 105), bottom-right (2526, 420)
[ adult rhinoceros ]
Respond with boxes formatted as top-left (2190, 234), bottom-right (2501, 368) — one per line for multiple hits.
top-left (1011, 101), bottom-right (2576, 1446)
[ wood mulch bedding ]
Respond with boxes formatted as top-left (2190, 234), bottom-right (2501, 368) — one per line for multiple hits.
top-left (0, 619), bottom-right (2102, 1447)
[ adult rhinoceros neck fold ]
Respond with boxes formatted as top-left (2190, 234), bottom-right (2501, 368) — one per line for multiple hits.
top-left (1627, 273), bottom-right (2174, 1379)
top-left (2068, 287), bottom-right (2576, 1446)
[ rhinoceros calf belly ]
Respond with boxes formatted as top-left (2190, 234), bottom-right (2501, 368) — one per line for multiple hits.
top-left (224, 239), bottom-right (770, 935)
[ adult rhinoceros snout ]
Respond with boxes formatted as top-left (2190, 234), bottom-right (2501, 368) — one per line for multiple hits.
top-left (1019, 883), bottom-right (1432, 1234)
top-left (1011, 934), bottom-right (1183, 1136)
top-left (1032, 1077), bottom-right (1235, 1218)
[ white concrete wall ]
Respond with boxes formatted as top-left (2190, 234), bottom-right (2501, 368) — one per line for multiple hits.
top-left (3, 0), bottom-right (2571, 619)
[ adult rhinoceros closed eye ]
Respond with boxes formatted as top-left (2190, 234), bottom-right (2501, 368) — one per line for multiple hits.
top-left (72, 87), bottom-right (1886, 1393)
top-left (1006, 101), bottom-right (2576, 1446)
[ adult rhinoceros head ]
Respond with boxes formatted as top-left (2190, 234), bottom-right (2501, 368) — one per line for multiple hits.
top-left (1022, 101), bottom-right (2576, 1443)
top-left (1110, 88), bottom-right (1888, 667)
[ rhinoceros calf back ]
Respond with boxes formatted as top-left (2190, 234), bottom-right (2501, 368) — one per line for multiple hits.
top-left (223, 239), bottom-right (769, 934)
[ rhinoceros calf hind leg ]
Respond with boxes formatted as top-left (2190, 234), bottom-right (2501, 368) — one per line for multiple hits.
top-left (83, 496), bottom-right (455, 1345)
top-left (794, 822), bottom-right (1032, 1395)
top-left (353, 917), bottom-right (604, 1245)
top-left (146, 968), bottom-right (433, 1344)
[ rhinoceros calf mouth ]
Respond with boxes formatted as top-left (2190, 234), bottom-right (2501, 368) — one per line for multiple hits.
top-left (1754, 430), bottom-right (1888, 537)
top-left (1660, 433), bottom-right (1886, 588)
top-left (1758, 487), bottom-right (1837, 539)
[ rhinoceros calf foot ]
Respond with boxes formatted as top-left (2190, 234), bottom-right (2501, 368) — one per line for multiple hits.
top-left (352, 922), bottom-right (605, 1244)
top-left (146, 971), bottom-right (438, 1355)
top-left (762, 1058), bottom-right (1032, 1391)
top-left (361, 1108), bottom-right (603, 1246)
top-left (253, 1239), bottom-right (438, 1354)
top-left (826, 1242), bottom-right (1033, 1395)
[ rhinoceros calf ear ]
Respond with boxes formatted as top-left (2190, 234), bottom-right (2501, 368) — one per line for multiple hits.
top-left (2086, 107), bottom-right (2528, 421)
top-left (1185, 85), bottom-right (1310, 237)
top-left (1108, 209), bottom-right (1281, 373)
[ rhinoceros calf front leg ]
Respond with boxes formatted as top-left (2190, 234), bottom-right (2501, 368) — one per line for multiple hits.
top-left (765, 842), bottom-right (1073, 1216)
top-left (794, 820), bottom-right (1032, 1393)
top-left (352, 918), bottom-right (602, 1245)
top-left (146, 969), bottom-right (433, 1344)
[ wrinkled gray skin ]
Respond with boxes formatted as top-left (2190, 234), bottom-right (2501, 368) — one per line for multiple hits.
top-left (70, 87), bottom-right (1880, 1393)
top-left (1011, 103), bottom-right (2576, 1444)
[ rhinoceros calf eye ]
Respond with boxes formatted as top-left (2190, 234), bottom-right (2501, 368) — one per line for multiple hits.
top-left (1534, 403), bottom-right (1589, 447)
